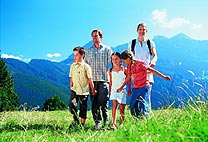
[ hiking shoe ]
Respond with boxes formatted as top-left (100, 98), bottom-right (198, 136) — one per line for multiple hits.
top-left (95, 122), bottom-right (102, 130)
top-left (104, 119), bottom-right (110, 126)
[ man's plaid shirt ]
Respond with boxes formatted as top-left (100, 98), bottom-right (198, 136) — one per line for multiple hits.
top-left (85, 43), bottom-right (112, 82)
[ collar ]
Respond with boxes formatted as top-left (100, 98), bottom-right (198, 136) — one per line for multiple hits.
top-left (74, 61), bottom-right (84, 65)
top-left (137, 37), bottom-right (148, 43)
top-left (93, 43), bottom-right (104, 49)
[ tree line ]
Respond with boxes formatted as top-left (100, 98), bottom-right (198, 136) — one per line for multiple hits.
top-left (0, 56), bottom-right (66, 112)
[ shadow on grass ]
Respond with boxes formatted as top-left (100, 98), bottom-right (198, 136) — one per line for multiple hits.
top-left (0, 123), bottom-right (65, 133)
top-left (0, 122), bottom-right (111, 134)
top-left (66, 123), bottom-right (113, 133)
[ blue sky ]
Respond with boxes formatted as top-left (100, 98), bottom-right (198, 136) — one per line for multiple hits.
top-left (1, 0), bottom-right (208, 62)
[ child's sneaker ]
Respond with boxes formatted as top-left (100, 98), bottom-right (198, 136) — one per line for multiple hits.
top-left (95, 122), bottom-right (102, 130)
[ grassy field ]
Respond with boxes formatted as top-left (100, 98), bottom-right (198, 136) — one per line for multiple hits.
top-left (0, 103), bottom-right (207, 142)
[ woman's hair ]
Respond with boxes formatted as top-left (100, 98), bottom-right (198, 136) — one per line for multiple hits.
top-left (120, 50), bottom-right (134, 60)
top-left (73, 46), bottom-right (85, 58)
top-left (110, 52), bottom-right (121, 72)
top-left (137, 23), bottom-right (148, 32)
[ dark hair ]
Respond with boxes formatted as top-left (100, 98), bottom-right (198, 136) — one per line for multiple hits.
top-left (111, 52), bottom-right (121, 61)
top-left (120, 50), bottom-right (134, 60)
top-left (137, 23), bottom-right (148, 32)
top-left (91, 29), bottom-right (103, 38)
top-left (110, 52), bottom-right (121, 72)
top-left (73, 46), bottom-right (85, 58)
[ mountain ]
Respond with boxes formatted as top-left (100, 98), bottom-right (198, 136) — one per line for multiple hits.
top-left (60, 41), bottom-right (93, 64)
top-left (111, 34), bottom-right (208, 108)
top-left (4, 58), bottom-right (70, 108)
top-left (4, 33), bottom-right (208, 109)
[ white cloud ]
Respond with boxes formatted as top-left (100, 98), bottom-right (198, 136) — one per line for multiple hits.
top-left (152, 9), bottom-right (190, 29)
top-left (1, 54), bottom-right (22, 60)
top-left (164, 18), bottom-right (190, 29)
top-left (1, 53), bottom-right (31, 63)
top-left (191, 24), bottom-right (202, 30)
top-left (47, 53), bottom-right (61, 58)
top-left (22, 58), bottom-right (31, 63)
top-left (152, 9), bottom-right (166, 23)
top-left (50, 59), bottom-right (58, 62)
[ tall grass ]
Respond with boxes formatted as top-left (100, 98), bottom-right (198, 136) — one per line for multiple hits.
top-left (1, 70), bottom-right (207, 142)
top-left (0, 101), bottom-right (207, 142)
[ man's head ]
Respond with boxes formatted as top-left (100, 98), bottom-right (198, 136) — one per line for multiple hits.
top-left (91, 29), bottom-right (102, 45)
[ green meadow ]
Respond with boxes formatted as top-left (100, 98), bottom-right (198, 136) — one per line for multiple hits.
top-left (0, 102), bottom-right (207, 142)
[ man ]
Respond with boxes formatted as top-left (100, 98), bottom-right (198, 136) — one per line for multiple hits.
top-left (85, 29), bottom-right (112, 129)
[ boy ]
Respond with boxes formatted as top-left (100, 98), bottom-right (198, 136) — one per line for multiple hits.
top-left (69, 46), bottom-right (96, 127)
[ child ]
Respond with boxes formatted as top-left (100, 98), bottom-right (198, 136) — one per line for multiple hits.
top-left (108, 52), bottom-right (131, 129)
top-left (117, 50), bottom-right (171, 118)
top-left (69, 46), bottom-right (96, 127)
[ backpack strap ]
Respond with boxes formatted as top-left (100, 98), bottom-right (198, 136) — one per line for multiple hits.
top-left (131, 39), bottom-right (136, 55)
top-left (131, 38), bottom-right (152, 56)
top-left (147, 39), bottom-right (152, 55)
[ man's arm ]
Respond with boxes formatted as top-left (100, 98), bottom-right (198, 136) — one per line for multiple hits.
top-left (88, 78), bottom-right (96, 95)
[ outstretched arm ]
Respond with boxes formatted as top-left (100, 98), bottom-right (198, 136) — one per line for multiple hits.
top-left (148, 67), bottom-right (171, 80)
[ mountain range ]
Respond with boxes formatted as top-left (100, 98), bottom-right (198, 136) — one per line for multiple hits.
top-left (3, 33), bottom-right (208, 109)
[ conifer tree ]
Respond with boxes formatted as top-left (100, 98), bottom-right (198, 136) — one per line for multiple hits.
top-left (42, 95), bottom-right (66, 111)
top-left (0, 56), bottom-right (19, 111)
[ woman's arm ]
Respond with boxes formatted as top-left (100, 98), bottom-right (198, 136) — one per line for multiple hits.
top-left (150, 47), bottom-right (158, 67)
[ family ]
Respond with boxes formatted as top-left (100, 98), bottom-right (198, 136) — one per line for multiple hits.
top-left (68, 23), bottom-right (171, 130)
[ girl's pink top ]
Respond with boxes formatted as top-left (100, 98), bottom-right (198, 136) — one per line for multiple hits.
top-left (127, 60), bottom-right (149, 88)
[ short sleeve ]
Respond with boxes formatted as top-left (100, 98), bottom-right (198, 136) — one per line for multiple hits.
top-left (69, 64), bottom-right (73, 77)
top-left (128, 41), bottom-right (132, 51)
top-left (150, 40), bottom-right (156, 49)
top-left (85, 64), bottom-right (92, 79)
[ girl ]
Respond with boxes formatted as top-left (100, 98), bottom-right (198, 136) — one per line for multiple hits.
top-left (108, 52), bottom-right (131, 129)
top-left (117, 50), bottom-right (171, 118)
